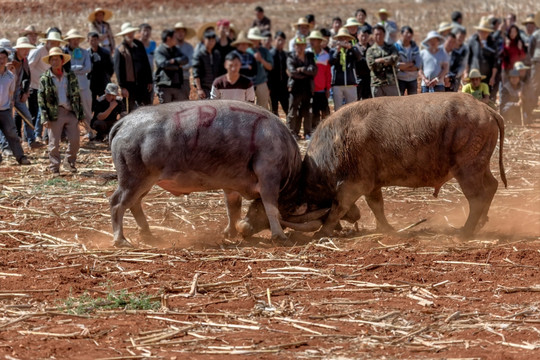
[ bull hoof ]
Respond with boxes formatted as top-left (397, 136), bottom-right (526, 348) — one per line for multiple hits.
top-left (113, 238), bottom-right (134, 248)
top-left (271, 232), bottom-right (288, 241)
top-left (223, 225), bottom-right (238, 239)
top-left (313, 229), bottom-right (331, 239)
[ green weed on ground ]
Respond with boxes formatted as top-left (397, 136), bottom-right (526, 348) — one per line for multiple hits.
top-left (58, 288), bottom-right (160, 315)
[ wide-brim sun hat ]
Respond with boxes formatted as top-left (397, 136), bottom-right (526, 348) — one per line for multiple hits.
top-left (174, 22), bottom-right (196, 40)
top-left (474, 17), bottom-right (494, 33)
top-left (465, 69), bottom-right (486, 82)
top-left (333, 27), bottom-right (355, 41)
top-left (344, 17), bottom-right (361, 28)
top-left (13, 37), bottom-right (36, 49)
top-left (42, 47), bottom-right (71, 65)
top-left (422, 30), bottom-right (445, 46)
top-left (39, 31), bottom-right (67, 45)
top-left (231, 31), bottom-right (253, 47)
top-left (521, 14), bottom-right (536, 25)
top-left (20, 25), bottom-right (45, 37)
top-left (247, 27), bottom-right (266, 41)
top-left (64, 29), bottom-right (86, 41)
top-left (293, 17), bottom-right (310, 27)
top-left (197, 22), bottom-right (217, 41)
top-left (306, 30), bottom-right (325, 41)
top-left (88, 8), bottom-right (113, 22)
top-left (116, 23), bottom-right (139, 37)
top-left (437, 22), bottom-right (453, 33)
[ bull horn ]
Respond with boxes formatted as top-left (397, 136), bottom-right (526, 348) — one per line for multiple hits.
top-left (285, 208), bottom-right (330, 223)
top-left (280, 219), bottom-right (323, 232)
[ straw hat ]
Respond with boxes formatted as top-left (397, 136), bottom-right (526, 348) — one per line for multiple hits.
top-left (437, 22), bottom-right (453, 33)
top-left (39, 31), bottom-right (67, 45)
top-left (333, 27), bottom-right (355, 41)
top-left (247, 27), bottom-right (265, 41)
top-left (293, 17), bottom-right (310, 27)
top-left (513, 61), bottom-right (530, 71)
top-left (115, 23), bottom-right (139, 37)
top-left (42, 47), bottom-right (71, 65)
top-left (197, 22), bottom-right (217, 41)
top-left (174, 22), bottom-right (196, 40)
top-left (20, 25), bottom-right (44, 37)
top-left (465, 69), bottom-right (486, 81)
top-left (231, 31), bottom-right (253, 47)
top-left (64, 29), bottom-right (85, 41)
top-left (306, 30), bottom-right (325, 41)
top-left (344, 17), bottom-right (361, 28)
top-left (13, 37), bottom-right (36, 50)
top-left (474, 17), bottom-right (494, 33)
top-left (378, 8), bottom-right (391, 17)
top-left (88, 8), bottom-right (113, 22)
top-left (521, 14), bottom-right (536, 25)
top-left (422, 30), bottom-right (445, 46)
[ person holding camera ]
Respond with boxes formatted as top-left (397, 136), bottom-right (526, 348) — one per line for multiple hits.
top-left (329, 28), bottom-right (361, 111)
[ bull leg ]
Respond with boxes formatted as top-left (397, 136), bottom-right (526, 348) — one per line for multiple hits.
top-left (223, 190), bottom-right (242, 238)
top-left (455, 170), bottom-right (487, 237)
top-left (477, 169), bottom-right (498, 230)
top-left (257, 182), bottom-right (287, 241)
top-left (315, 182), bottom-right (363, 238)
top-left (111, 178), bottom-right (156, 248)
top-left (365, 188), bottom-right (394, 232)
top-left (130, 191), bottom-right (152, 239)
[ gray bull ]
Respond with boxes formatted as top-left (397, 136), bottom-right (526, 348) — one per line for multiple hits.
top-left (109, 100), bottom-right (303, 247)
top-left (302, 92), bottom-right (507, 237)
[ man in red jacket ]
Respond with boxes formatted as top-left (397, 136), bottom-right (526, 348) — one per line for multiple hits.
top-left (307, 30), bottom-right (331, 131)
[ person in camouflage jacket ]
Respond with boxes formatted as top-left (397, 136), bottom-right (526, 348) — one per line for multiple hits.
top-left (366, 24), bottom-right (400, 97)
top-left (38, 47), bottom-right (84, 176)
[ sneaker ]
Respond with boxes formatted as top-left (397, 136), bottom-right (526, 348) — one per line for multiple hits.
top-left (17, 156), bottom-right (31, 165)
top-left (29, 141), bottom-right (45, 149)
top-left (63, 159), bottom-right (77, 173)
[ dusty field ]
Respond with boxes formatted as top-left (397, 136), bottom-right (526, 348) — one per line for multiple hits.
top-left (0, 121), bottom-right (539, 359)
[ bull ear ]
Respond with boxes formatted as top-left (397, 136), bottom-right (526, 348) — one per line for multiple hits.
top-left (284, 208), bottom-right (329, 223)
top-left (280, 219), bottom-right (322, 232)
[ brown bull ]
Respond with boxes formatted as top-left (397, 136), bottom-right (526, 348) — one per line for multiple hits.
top-left (302, 92), bottom-right (507, 237)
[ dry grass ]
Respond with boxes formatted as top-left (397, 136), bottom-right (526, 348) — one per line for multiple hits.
top-left (1, 0), bottom-right (538, 46)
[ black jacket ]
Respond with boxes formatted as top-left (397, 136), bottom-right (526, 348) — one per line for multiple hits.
top-left (89, 46), bottom-right (114, 95)
top-left (114, 39), bottom-right (153, 88)
top-left (192, 44), bottom-right (222, 91)
top-left (330, 45), bottom-right (361, 86)
top-left (268, 48), bottom-right (289, 91)
top-left (154, 43), bottom-right (188, 88)
top-left (286, 51), bottom-right (317, 94)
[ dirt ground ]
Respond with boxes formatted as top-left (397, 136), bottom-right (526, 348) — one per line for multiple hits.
top-left (0, 120), bottom-right (539, 360)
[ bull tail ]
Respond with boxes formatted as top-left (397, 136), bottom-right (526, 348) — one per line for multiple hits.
top-left (108, 118), bottom-right (126, 147)
top-left (489, 107), bottom-right (507, 188)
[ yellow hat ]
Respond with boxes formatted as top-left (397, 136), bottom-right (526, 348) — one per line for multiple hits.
top-left (196, 22), bottom-right (217, 41)
top-left (293, 17), bottom-right (310, 27)
top-left (474, 17), bottom-right (494, 33)
top-left (378, 8), bottom-right (391, 17)
top-left (64, 29), bottom-right (86, 41)
top-left (42, 47), bottom-right (71, 65)
top-left (306, 30), bottom-right (325, 41)
top-left (333, 27), bottom-right (355, 41)
top-left (437, 22), bottom-right (453, 33)
top-left (231, 31), bottom-right (253, 47)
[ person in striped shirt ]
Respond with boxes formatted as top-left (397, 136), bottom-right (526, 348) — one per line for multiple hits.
top-left (210, 52), bottom-right (255, 102)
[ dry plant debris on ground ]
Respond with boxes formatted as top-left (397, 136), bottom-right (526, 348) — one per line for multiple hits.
top-left (0, 123), bottom-right (539, 359)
